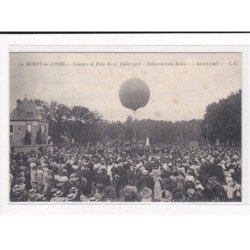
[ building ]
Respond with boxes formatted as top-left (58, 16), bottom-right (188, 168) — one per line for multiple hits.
top-left (10, 97), bottom-right (49, 152)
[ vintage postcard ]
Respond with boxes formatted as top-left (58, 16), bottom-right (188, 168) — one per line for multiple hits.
top-left (9, 51), bottom-right (242, 203)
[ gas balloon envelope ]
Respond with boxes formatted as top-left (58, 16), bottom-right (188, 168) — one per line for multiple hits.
top-left (119, 78), bottom-right (150, 112)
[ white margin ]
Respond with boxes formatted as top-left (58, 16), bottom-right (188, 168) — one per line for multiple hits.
top-left (1, 33), bottom-right (250, 214)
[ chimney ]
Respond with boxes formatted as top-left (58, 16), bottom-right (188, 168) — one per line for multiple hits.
top-left (16, 99), bottom-right (21, 109)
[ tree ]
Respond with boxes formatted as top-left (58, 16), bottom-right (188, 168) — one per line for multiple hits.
top-left (29, 93), bottom-right (240, 147)
top-left (201, 89), bottom-right (241, 145)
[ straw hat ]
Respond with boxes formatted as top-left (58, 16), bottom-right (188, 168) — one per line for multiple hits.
top-left (187, 188), bottom-right (196, 197)
top-left (196, 184), bottom-right (204, 191)
top-left (29, 193), bottom-right (38, 201)
top-left (96, 183), bottom-right (104, 189)
top-left (56, 183), bottom-right (63, 188)
top-left (29, 189), bottom-right (36, 194)
top-left (67, 193), bottom-right (76, 201)
top-left (50, 188), bottom-right (58, 194)
top-left (46, 169), bottom-right (52, 174)
top-left (186, 175), bottom-right (195, 182)
top-left (142, 170), bottom-right (148, 175)
top-left (53, 190), bottom-right (64, 197)
top-left (194, 180), bottom-right (201, 185)
top-left (140, 166), bottom-right (145, 172)
top-left (30, 162), bottom-right (36, 168)
top-left (36, 194), bottom-right (45, 201)
top-left (190, 165), bottom-right (199, 170)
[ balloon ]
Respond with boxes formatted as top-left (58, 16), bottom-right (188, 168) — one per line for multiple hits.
top-left (119, 78), bottom-right (150, 112)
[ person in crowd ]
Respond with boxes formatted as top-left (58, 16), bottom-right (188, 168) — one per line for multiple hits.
top-left (152, 169), bottom-right (162, 201)
top-left (9, 142), bottom-right (242, 202)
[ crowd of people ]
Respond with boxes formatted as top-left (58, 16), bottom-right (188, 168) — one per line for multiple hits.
top-left (10, 142), bottom-right (242, 202)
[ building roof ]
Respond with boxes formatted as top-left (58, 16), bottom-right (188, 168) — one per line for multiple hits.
top-left (10, 97), bottom-right (47, 122)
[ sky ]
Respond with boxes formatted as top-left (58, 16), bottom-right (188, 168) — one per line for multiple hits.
top-left (10, 52), bottom-right (241, 122)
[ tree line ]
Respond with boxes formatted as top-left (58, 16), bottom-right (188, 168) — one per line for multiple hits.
top-left (31, 89), bottom-right (241, 146)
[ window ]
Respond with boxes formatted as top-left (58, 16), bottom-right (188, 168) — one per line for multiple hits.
top-left (41, 124), bottom-right (45, 133)
top-left (10, 135), bottom-right (13, 144)
top-left (24, 125), bottom-right (32, 145)
top-left (10, 125), bottom-right (13, 133)
top-left (26, 112), bottom-right (34, 118)
top-left (26, 124), bottom-right (32, 133)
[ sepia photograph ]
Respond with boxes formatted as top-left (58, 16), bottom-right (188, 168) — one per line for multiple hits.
top-left (9, 51), bottom-right (242, 203)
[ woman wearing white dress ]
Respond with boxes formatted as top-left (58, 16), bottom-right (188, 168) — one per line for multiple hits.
top-left (153, 174), bottom-right (162, 201)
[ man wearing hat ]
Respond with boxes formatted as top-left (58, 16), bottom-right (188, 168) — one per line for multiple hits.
top-left (172, 189), bottom-right (185, 202)
top-left (127, 166), bottom-right (137, 186)
top-left (175, 172), bottom-right (185, 198)
top-left (29, 192), bottom-right (39, 202)
top-left (94, 169), bottom-right (110, 188)
top-left (113, 174), bottom-right (122, 197)
top-left (69, 186), bottom-right (80, 201)
top-left (160, 190), bottom-right (172, 202)
top-left (137, 169), bottom-right (152, 191)
top-left (102, 185), bottom-right (117, 202)
top-left (186, 188), bottom-right (197, 202)
top-left (11, 178), bottom-right (28, 202)
top-left (94, 183), bottom-right (105, 201)
top-left (140, 187), bottom-right (152, 202)
top-left (123, 185), bottom-right (140, 202)
top-left (28, 189), bottom-right (36, 201)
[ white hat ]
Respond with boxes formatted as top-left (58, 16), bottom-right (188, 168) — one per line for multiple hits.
top-left (30, 162), bottom-right (36, 168)
top-left (53, 190), bottom-right (64, 197)
top-left (162, 165), bottom-right (168, 170)
top-left (196, 184), bottom-right (204, 191)
top-left (67, 193), bottom-right (77, 201)
top-left (140, 166), bottom-right (145, 172)
top-left (226, 177), bottom-right (233, 183)
top-left (190, 165), bottom-right (199, 170)
top-left (72, 165), bottom-right (79, 170)
top-left (186, 175), bottom-right (195, 182)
